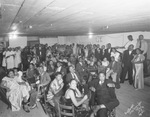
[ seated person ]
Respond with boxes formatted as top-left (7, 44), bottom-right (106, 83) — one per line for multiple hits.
top-left (110, 48), bottom-right (120, 62)
top-left (37, 65), bottom-right (51, 93)
top-left (47, 72), bottom-right (64, 117)
top-left (26, 63), bottom-right (39, 84)
top-left (30, 57), bottom-right (37, 66)
top-left (66, 65), bottom-right (82, 85)
top-left (47, 60), bottom-right (55, 76)
top-left (13, 67), bottom-right (31, 94)
top-left (64, 79), bottom-right (88, 109)
top-left (76, 57), bottom-right (87, 79)
top-left (88, 73), bottom-right (119, 117)
top-left (102, 57), bottom-right (109, 67)
top-left (55, 61), bottom-right (67, 77)
top-left (0, 70), bottom-right (30, 111)
top-left (87, 61), bottom-right (97, 82)
top-left (97, 61), bottom-right (106, 74)
top-left (106, 56), bottom-right (121, 88)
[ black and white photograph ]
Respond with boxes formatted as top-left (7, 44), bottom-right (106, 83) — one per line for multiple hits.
top-left (0, 0), bottom-right (150, 117)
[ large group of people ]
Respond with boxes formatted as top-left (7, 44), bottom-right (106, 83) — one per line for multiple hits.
top-left (0, 34), bottom-right (148, 117)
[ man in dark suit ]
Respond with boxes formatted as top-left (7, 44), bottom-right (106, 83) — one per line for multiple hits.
top-left (66, 65), bottom-right (82, 84)
top-left (104, 43), bottom-right (112, 62)
top-left (76, 57), bottom-right (87, 79)
top-left (88, 73), bottom-right (119, 117)
top-left (95, 47), bottom-right (101, 61)
top-left (100, 45), bottom-right (106, 61)
top-left (55, 61), bottom-right (67, 77)
top-left (120, 44), bottom-right (135, 84)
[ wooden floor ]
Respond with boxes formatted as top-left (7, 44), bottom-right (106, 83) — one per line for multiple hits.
top-left (0, 101), bottom-right (48, 117)
top-left (0, 81), bottom-right (150, 117)
top-left (116, 81), bottom-right (150, 117)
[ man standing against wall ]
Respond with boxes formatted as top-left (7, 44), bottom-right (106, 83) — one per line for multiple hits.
top-left (136, 35), bottom-right (148, 74)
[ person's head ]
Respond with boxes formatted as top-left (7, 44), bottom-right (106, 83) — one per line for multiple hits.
top-left (103, 57), bottom-right (107, 62)
top-left (29, 63), bottom-right (34, 69)
top-left (136, 48), bottom-right (142, 55)
top-left (49, 60), bottom-right (54, 65)
top-left (55, 72), bottom-right (63, 84)
top-left (69, 65), bottom-right (75, 73)
top-left (107, 43), bottom-right (111, 49)
top-left (97, 61), bottom-right (102, 66)
top-left (98, 73), bottom-right (106, 82)
top-left (69, 79), bottom-right (77, 89)
top-left (97, 44), bottom-right (100, 48)
top-left (139, 35), bottom-right (144, 40)
top-left (8, 70), bottom-right (15, 78)
top-left (111, 56), bottom-right (115, 62)
top-left (39, 65), bottom-right (44, 74)
top-left (112, 48), bottom-right (116, 53)
top-left (128, 35), bottom-right (133, 41)
top-left (78, 57), bottom-right (83, 62)
top-left (13, 68), bottom-right (18, 76)
top-left (128, 44), bottom-right (134, 51)
top-left (57, 61), bottom-right (62, 67)
top-left (101, 45), bottom-right (105, 49)
top-left (32, 57), bottom-right (36, 61)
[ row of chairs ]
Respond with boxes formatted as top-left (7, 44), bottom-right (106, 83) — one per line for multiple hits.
top-left (38, 82), bottom-right (116, 117)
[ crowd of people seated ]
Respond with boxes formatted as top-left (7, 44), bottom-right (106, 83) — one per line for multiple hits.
top-left (0, 34), bottom-right (147, 117)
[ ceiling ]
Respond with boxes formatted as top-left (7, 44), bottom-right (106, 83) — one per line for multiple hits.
top-left (0, 0), bottom-right (150, 36)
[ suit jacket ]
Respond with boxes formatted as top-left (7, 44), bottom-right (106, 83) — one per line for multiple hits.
top-left (95, 48), bottom-right (101, 61)
top-left (55, 66), bottom-right (67, 76)
top-left (76, 62), bottom-right (86, 76)
top-left (40, 72), bottom-right (51, 85)
top-left (88, 79), bottom-right (119, 110)
top-left (100, 49), bottom-right (106, 60)
top-left (107, 61), bottom-right (121, 73)
top-left (104, 48), bottom-right (112, 61)
top-left (122, 50), bottom-right (134, 67)
top-left (66, 72), bottom-right (81, 84)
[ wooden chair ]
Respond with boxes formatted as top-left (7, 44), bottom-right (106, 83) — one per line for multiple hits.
top-left (0, 86), bottom-right (11, 109)
top-left (40, 82), bottom-right (57, 117)
top-left (58, 103), bottom-right (75, 117)
top-left (108, 108), bottom-right (116, 117)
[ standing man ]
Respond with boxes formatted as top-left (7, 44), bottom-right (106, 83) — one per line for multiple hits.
top-left (136, 35), bottom-right (148, 74)
top-left (117, 35), bottom-right (136, 53)
top-left (0, 42), bottom-right (4, 66)
top-left (100, 45), bottom-right (105, 61)
top-left (104, 43), bottom-right (112, 62)
top-left (120, 44), bottom-right (135, 84)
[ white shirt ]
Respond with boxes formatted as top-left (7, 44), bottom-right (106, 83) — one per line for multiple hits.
top-left (71, 73), bottom-right (79, 82)
top-left (102, 61), bottom-right (109, 67)
top-left (117, 40), bottom-right (136, 53)
top-left (111, 52), bottom-right (120, 62)
top-left (56, 66), bottom-right (61, 72)
top-left (136, 40), bottom-right (148, 54)
top-left (129, 51), bottom-right (132, 55)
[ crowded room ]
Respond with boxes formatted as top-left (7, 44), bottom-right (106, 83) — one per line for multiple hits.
top-left (0, 0), bottom-right (150, 117)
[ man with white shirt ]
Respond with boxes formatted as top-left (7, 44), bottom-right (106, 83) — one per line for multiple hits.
top-left (117, 35), bottom-right (137, 53)
top-left (136, 35), bottom-right (148, 74)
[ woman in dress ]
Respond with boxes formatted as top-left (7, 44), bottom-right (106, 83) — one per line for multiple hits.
top-left (0, 70), bottom-right (30, 111)
top-left (64, 79), bottom-right (88, 107)
top-left (132, 48), bottom-right (145, 89)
